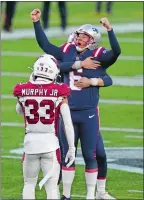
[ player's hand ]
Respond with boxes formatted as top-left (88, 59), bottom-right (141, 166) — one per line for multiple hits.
top-left (100, 17), bottom-right (112, 31)
top-left (74, 77), bottom-right (91, 89)
top-left (30, 9), bottom-right (41, 22)
top-left (65, 147), bottom-right (75, 168)
top-left (81, 57), bottom-right (101, 69)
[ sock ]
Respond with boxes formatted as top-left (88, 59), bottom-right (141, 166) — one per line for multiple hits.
top-left (85, 168), bottom-right (98, 199)
top-left (62, 166), bottom-right (75, 198)
top-left (97, 178), bottom-right (106, 193)
top-left (23, 184), bottom-right (35, 199)
top-left (57, 185), bottom-right (60, 199)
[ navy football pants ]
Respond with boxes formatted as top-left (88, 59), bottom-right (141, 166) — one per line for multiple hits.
top-left (60, 108), bottom-right (100, 170)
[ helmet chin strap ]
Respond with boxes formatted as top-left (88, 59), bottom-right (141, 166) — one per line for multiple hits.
top-left (76, 46), bottom-right (87, 52)
top-left (35, 76), bottom-right (53, 83)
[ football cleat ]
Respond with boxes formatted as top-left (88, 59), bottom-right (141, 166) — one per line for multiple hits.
top-left (96, 192), bottom-right (116, 199)
top-left (61, 195), bottom-right (71, 200)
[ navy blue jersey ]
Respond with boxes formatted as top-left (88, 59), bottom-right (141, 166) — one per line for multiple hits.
top-left (33, 21), bottom-right (121, 110)
top-left (60, 45), bottom-right (113, 109)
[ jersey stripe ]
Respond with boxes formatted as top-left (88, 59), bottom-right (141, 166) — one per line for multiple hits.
top-left (62, 43), bottom-right (72, 53)
top-left (93, 46), bottom-right (104, 57)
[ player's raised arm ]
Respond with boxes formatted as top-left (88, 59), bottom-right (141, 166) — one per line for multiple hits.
top-left (31, 9), bottom-right (63, 61)
top-left (97, 17), bottom-right (121, 67)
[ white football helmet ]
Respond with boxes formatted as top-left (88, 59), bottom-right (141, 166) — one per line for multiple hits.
top-left (33, 54), bottom-right (60, 81)
top-left (74, 24), bottom-right (101, 52)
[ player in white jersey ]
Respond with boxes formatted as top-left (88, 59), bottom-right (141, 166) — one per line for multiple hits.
top-left (13, 54), bottom-right (75, 199)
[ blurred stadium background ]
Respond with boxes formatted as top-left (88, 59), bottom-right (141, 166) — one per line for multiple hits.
top-left (1, 1), bottom-right (143, 199)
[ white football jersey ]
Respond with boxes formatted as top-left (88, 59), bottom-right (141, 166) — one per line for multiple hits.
top-left (14, 81), bottom-right (70, 154)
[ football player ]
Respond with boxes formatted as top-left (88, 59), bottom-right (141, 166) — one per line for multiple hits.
top-left (66, 32), bottom-right (113, 199)
top-left (31, 9), bottom-right (121, 200)
top-left (13, 54), bottom-right (76, 199)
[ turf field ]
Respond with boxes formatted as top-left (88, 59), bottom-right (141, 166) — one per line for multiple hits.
top-left (1, 1), bottom-right (143, 199)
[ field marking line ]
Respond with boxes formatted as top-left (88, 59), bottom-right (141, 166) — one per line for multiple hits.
top-left (125, 135), bottom-right (143, 139)
top-left (1, 51), bottom-right (143, 61)
top-left (1, 22), bottom-right (143, 40)
top-left (1, 122), bottom-right (143, 133)
top-left (1, 95), bottom-right (143, 105)
top-left (128, 190), bottom-right (143, 193)
top-left (1, 72), bottom-right (143, 87)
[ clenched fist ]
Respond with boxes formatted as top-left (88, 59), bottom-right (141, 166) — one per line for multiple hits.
top-left (100, 17), bottom-right (112, 31)
top-left (30, 9), bottom-right (41, 22)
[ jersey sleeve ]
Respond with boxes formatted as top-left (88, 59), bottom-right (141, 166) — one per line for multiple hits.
top-left (33, 21), bottom-right (63, 61)
top-left (92, 29), bottom-right (121, 68)
top-left (13, 84), bottom-right (22, 97)
top-left (58, 84), bottom-right (70, 97)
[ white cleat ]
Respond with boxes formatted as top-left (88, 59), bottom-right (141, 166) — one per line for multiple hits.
top-left (96, 192), bottom-right (116, 200)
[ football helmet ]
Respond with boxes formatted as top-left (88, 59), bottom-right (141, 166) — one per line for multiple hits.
top-left (33, 54), bottom-right (59, 81)
top-left (74, 24), bottom-right (101, 52)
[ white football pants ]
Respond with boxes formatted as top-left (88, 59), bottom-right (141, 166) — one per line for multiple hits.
top-left (22, 151), bottom-right (60, 199)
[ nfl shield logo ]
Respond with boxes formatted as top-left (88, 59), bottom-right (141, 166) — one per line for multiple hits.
top-left (76, 56), bottom-right (79, 61)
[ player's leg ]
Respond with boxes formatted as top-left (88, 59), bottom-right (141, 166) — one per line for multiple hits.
top-left (58, 1), bottom-right (67, 31)
top-left (80, 108), bottom-right (99, 199)
top-left (3, 1), bottom-right (17, 31)
top-left (96, 1), bottom-right (102, 14)
top-left (96, 134), bottom-right (107, 192)
top-left (22, 153), bottom-right (40, 199)
top-left (41, 150), bottom-right (60, 199)
top-left (59, 113), bottom-right (79, 199)
top-left (106, 1), bottom-right (113, 14)
top-left (57, 131), bottom-right (63, 199)
top-left (96, 134), bottom-right (115, 199)
top-left (42, 1), bottom-right (51, 29)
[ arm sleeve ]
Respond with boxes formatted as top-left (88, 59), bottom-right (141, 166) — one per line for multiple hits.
top-left (60, 103), bottom-right (75, 148)
top-left (33, 21), bottom-right (63, 60)
top-left (59, 61), bottom-right (75, 72)
top-left (101, 74), bottom-right (113, 87)
top-left (95, 29), bottom-right (121, 68)
top-left (16, 102), bottom-right (23, 115)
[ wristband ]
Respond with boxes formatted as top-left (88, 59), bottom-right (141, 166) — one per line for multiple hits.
top-left (90, 78), bottom-right (99, 86)
top-left (74, 61), bottom-right (82, 70)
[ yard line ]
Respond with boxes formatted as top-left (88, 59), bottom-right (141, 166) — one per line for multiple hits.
top-left (100, 99), bottom-right (143, 105)
top-left (125, 135), bottom-right (143, 139)
top-left (1, 72), bottom-right (143, 87)
top-left (1, 122), bottom-right (143, 133)
top-left (1, 22), bottom-right (143, 40)
top-left (107, 163), bottom-right (143, 174)
top-left (2, 155), bottom-right (22, 159)
top-left (1, 51), bottom-right (143, 61)
top-left (1, 95), bottom-right (143, 105)
top-left (128, 190), bottom-right (143, 193)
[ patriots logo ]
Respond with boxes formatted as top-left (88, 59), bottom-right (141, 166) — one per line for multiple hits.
top-left (92, 28), bottom-right (98, 33)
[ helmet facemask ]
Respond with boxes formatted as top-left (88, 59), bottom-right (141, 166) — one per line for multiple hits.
top-left (73, 24), bottom-right (101, 52)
